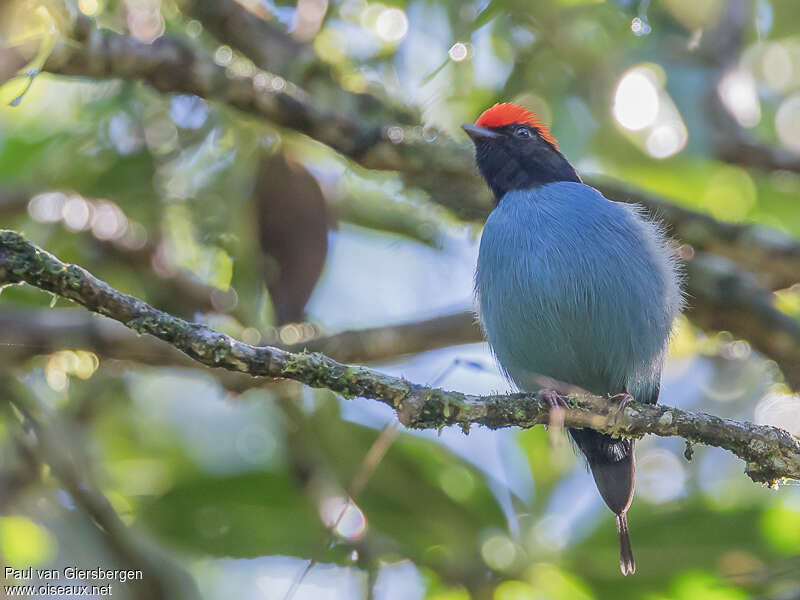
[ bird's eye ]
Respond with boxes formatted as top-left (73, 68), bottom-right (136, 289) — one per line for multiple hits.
top-left (514, 126), bottom-right (531, 138)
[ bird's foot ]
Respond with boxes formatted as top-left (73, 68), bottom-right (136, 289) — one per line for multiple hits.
top-left (541, 388), bottom-right (568, 410)
top-left (609, 390), bottom-right (634, 425)
top-left (541, 389), bottom-right (567, 444)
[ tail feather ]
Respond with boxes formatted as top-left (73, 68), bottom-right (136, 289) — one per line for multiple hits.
top-left (616, 513), bottom-right (636, 575)
top-left (568, 429), bottom-right (635, 514)
top-left (569, 428), bottom-right (637, 575)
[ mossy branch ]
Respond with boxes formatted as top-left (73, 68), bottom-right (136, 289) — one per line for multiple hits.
top-left (1, 230), bottom-right (799, 485)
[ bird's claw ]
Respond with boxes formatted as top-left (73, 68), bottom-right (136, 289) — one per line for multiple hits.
top-left (541, 388), bottom-right (568, 410)
top-left (609, 391), bottom-right (634, 425)
top-left (541, 388), bottom-right (567, 445)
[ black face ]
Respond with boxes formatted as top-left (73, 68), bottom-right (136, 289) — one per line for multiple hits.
top-left (463, 122), bottom-right (580, 202)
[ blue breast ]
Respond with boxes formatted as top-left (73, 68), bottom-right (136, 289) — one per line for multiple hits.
top-left (475, 181), bottom-right (682, 403)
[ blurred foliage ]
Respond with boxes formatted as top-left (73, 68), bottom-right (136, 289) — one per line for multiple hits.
top-left (1, 0), bottom-right (800, 599)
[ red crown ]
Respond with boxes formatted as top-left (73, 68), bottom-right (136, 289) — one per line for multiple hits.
top-left (475, 102), bottom-right (559, 150)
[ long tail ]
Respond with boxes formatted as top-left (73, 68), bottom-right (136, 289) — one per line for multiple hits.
top-left (569, 428), bottom-right (636, 575)
top-left (616, 512), bottom-right (636, 575)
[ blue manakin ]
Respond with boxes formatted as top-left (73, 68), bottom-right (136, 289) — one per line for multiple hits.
top-left (464, 103), bottom-right (683, 575)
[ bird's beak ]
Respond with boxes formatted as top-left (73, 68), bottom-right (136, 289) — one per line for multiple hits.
top-left (462, 124), bottom-right (499, 142)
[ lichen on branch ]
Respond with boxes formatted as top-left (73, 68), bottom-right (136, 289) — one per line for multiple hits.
top-left (1, 229), bottom-right (799, 485)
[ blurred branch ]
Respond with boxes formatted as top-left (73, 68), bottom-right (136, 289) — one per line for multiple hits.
top-left (0, 439), bottom-right (39, 513)
top-left (3, 379), bottom-right (200, 600)
top-left (0, 189), bottom-right (30, 220)
top-left (330, 190), bottom-right (447, 248)
top-left (177, 0), bottom-right (309, 81)
top-left (178, 0), bottom-right (416, 123)
top-left (703, 53), bottom-right (800, 176)
top-left (0, 308), bottom-right (480, 368)
top-left (714, 133), bottom-right (800, 174)
top-left (18, 16), bottom-right (383, 159)
top-left (10, 16), bottom-right (484, 217)
top-left (0, 308), bottom-right (196, 368)
top-left (1, 231), bottom-right (798, 485)
top-left (685, 252), bottom-right (800, 389)
top-left (285, 311), bottom-right (481, 363)
top-left (698, 0), bottom-right (800, 175)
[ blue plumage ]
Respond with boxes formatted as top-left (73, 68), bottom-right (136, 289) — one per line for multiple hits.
top-left (476, 182), bottom-right (681, 406)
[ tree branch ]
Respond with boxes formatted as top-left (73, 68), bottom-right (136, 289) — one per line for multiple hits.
top-left (284, 311), bottom-right (481, 363)
top-left (177, 0), bottom-right (416, 124)
top-left (1, 230), bottom-right (798, 485)
top-left (0, 189), bottom-right (31, 221)
top-left (686, 252), bottom-right (800, 389)
top-left (178, 0), bottom-right (309, 81)
top-left (0, 308), bottom-right (479, 368)
top-left (23, 16), bottom-right (382, 159)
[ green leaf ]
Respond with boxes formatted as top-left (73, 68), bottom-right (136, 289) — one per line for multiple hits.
top-left (760, 502), bottom-right (800, 555)
top-left (137, 471), bottom-right (326, 558)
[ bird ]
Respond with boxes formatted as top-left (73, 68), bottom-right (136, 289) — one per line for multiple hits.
top-left (464, 102), bottom-right (683, 575)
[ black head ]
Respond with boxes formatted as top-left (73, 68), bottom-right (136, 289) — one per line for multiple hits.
top-left (463, 104), bottom-right (580, 202)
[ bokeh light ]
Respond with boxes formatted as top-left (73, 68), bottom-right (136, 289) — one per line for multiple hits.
top-left (645, 122), bottom-right (689, 159)
top-left (91, 200), bottom-right (129, 241)
top-left (761, 42), bottom-right (793, 92)
top-left (293, 0), bottom-right (328, 42)
top-left (78, 0), bottom-right (101, 16)
top-left (760, 500), bottom-right (800, 554)
top-left (374, 7), bottom-right (409, 43)
top-left (319, 496), bottom-right (367, 540)
top-left (717, 68), bottom-right (761, 128)
top-left (28, 192), bottom-right (65, 223)
top-left (214, 46), bottom-right (234, 67)
top-left (170, 95), bottom-right (209, 130)
top-left (755, 391), bottom-right (800, 436)
top-left (448, 42), bottom-right (469, 62)
top-left (0, 517), bottom-right (57, 570)
top-left (631, 17), bottom-right (651, 36)
top-left (125, 0), bottom-right (165, 44)
top-left (45, 350), bottom-right (100, 391)
top-left (28, 193), bottom-right (133, 243)
top-left (613, 65), bottom-right (688, 159)
top-left (528, 563), bottom-right (595, 600)
top-left (775, 94), bottom-right (800, 154)
top-left (493, 580), bottom-right (537, 600)
top-left (108, 112), bottom-right (143, 155)
top-left (62, 194), bottom-right (92, 232)
top-left (613, 68), bottom-right (660, 131)
top-left (438, 464), bottom-right (475, 501)
top-left (480, 533), bottom-right (517, 571)
top-left (185, 19), bottom-right (202, 38)
top-left (636, 448), bottom-right (687, 503)
top-left (701, 166), bottom-right (757, 221)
